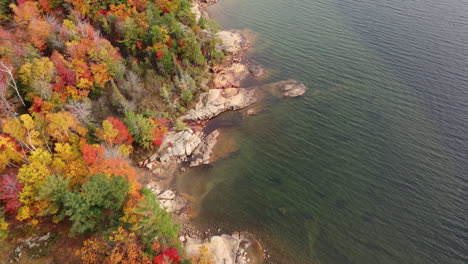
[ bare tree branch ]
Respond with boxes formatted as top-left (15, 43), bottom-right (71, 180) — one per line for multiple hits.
top-left (0, 61), bottom-right (25, 106)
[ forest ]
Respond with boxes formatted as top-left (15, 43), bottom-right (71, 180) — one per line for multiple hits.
top-left (0, 0), bottom-right (223, 263)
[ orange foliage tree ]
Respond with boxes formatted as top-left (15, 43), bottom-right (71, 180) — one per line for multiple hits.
top-left (76, 227), bottom-right (151, 264)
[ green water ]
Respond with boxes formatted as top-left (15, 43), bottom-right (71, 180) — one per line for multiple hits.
top-left (177, 0), bottom-right (468, 263)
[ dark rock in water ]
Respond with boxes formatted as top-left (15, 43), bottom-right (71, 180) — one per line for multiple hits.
top-left (279, 207), bottom-right (288, 215)
top-left (247, 63), bottom-right (265, 77)
top-left (277, 80), bottom-right (307, 97)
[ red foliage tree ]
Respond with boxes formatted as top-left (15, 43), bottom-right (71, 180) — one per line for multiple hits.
top-left (0, 173), bottom-right (23, 215)
top-left (106, 117), bottom-right (134, 145)
top-left (153, 248), bottom-right (181, 264)
top-left (151, 118), bottom-right (169, 146)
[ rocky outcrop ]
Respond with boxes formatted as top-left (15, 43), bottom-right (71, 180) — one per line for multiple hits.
top-left (182, 88), bottom-right (257, 121)
top-left (190, 129), bottom-right (219, 167)
top-left (216, 30), bottom-right (245, 54)
top-left (184, 232), bottom-right (264, 264)
top-left (213, 63), bottom-right (250, 89)
top-left (11, 233), bottom-right (54, 262)
top-left (149, 130), bottom-right (203, 164)
top-left (147, 182), bottom-right (188, 217)
top-left (277, 80), bottom-right (307, 97)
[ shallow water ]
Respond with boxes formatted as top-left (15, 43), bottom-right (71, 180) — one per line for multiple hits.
top-left (177, 0), bottom-right (468, 263)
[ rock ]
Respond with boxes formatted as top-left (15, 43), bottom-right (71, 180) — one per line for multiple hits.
top-left (158, 190), bottom-right (176, 200)
top-left (160, 196), bottom-right (187, 214)
top-left (213, 63), bottom-right (249, 89)
top-left (247, 108), bottom-right (256, 116)
top-left (190, 130), bottom-right (220, 167)
top-left (190, 4), bottom-right (202, 22)
top-left (277, 80), bottom-right (307, 97)
top-left (200, 0), bottom-right (218, 5)
top-left (179, 236), bottom-right (186, 243)
top-left (180, 167), bottom-right (186, 172)
top-left (216, 30), bottom-right (245, 54)
top-left (146, 182), bottom-right (162, 195)
top-left (150, 130), bottom-right (203, 163)
top-left (185, 232), bottom-right (264, 264)
top-left (182, 88), bottom-right (257, 121)
top-left (247, 63), bottom-right (265, 77)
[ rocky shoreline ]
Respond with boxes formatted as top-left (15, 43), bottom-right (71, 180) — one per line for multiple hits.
top-left (140, 1), bottom-right (309, 263)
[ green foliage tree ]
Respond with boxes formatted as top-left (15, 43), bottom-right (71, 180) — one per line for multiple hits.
top-left (132, 188), bottom-right (180, 254)
top-left (181, 89), bottom-right (193, 106)
top-left (124, 112), bottom-right (154, 149)
top-left (63, 174), bottom-right (130, 235)
top-left (36, 174), bottom-right (70, 221)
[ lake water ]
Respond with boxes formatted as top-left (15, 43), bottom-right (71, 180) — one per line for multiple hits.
top-left (177, 0), bottom-right (468, 263)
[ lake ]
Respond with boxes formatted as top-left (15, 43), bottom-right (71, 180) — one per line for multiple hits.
top-left (177, 0), bottom-right (468, 263)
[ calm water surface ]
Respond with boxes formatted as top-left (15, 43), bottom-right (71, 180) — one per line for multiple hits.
top-left (177, 0), bottom-right (468, 263)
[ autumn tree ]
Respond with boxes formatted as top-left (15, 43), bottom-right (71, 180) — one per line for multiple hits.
top-left (190, 246), bottom-right (215, 264)
top-left (18, 57), bottom-right (56, 100)
top-left (0, 173), bottom-right (22, 216)
top-left (76, 227), bottom-right (151, 264)
top-left (16, 148), bottom-right (53, 221)
top-left (124, 112), bottom-right (155, 149)
top-left (0, 134), bottom-right (24, 170)
top-left (0, 207), bottom-right (8, 240)
top-left (153, 248), bottom-right (181, 264)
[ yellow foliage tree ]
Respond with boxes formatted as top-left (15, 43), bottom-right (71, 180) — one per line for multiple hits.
top-left (191, 246), bottom-right (216, 264)
top-left (16, 148), bottom-right (53, 221)
top-left (18, 57), bottom-right (55, 99)
top-left (0, 134), bottom-right (24, 170)
top-left (3, 114), bottom-right (45, 152)
top-left (52, 143), bottom-right (89, 185)
top-left (45, 111), bottom-right (88, 144)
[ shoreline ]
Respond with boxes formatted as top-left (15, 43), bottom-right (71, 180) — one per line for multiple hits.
top-left (140, 1), bottom-right (308, 263)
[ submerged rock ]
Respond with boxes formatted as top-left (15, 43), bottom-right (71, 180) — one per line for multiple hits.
top-left (213, 63), bottom-right (250, 89)
top-left (182, 88), bottom-right (258, 121)
top-left (185, 232), bottom-right (264, 264)
top-left (277, 80), bottom-right (307, 97)
top-left (247, 63), bottom-right (265, 77)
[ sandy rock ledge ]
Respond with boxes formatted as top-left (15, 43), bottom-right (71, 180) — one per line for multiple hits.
top-left (184, 232), bottom-right (264, 264)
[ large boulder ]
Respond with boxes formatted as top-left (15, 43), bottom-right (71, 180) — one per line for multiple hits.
top-left (213, 63), bottom-right (250, 89)
top-left (216, 30), bottom-right (245, 54)
top-left (182, 88), bottom-right (258, 121)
